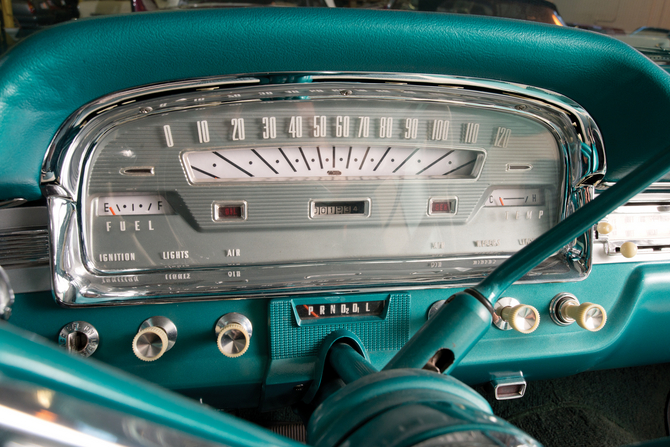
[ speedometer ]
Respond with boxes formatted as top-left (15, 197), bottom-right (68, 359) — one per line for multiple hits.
top-left (43, 73), bottom-right (605, 305)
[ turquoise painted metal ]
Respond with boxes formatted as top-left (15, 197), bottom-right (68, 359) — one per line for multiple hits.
top-left (8, 290), bottom-right (271, 407)
top-left (270, 294), bottom-right (409, 360)
top-left (0, 322), bottom-right (301, 447)
top-left (1, 8), bottom-right (670, 200)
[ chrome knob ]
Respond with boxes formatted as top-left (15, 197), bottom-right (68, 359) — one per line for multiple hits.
top-left (58, 321), bottom-right (99, 357)
top-left (550, 293), bottom-right (607, 332)
top-left (132, 316), bottom-right (177, 362)
top-left (215, 313), bottom-right (252, 358)
top-left (493, 297), bottom-right (540, 334)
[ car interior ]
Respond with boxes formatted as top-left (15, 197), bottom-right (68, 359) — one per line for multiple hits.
top-left (2, 4), bottom-right (670, 447)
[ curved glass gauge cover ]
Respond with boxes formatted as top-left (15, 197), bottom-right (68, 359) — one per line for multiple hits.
top-left (43, 74), bottom-right (605, 305)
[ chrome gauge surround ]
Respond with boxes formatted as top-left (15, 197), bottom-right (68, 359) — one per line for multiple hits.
top-left (42, 73), bottom-right (605, 306)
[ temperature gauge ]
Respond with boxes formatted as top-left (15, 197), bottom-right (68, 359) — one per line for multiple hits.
top-left (96, 195), bottom-right (172, 216)
top-left (485, 188), bottom-right (545, 207)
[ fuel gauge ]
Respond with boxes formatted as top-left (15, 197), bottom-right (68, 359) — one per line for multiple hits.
top-left (96, 195), bottom-right (172, 216)
top-left (485, 188), bottom-right (545, 207)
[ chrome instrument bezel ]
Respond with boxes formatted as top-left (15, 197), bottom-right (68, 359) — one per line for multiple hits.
top-left (42, 72), bottom-right (605, 306)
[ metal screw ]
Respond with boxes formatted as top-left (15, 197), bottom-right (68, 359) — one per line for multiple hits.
top-left (515, 105), bottom-right (527, 110)
top-left (340, 90), bottom-right (353, 96)
top-left (139, 107), bottom-right (153, 114)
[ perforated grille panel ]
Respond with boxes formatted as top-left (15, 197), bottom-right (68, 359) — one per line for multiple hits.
top-left (269, 294), bottom-right (410, 359)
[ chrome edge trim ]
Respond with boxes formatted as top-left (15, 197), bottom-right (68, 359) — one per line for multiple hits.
top-left (0, 266), bottom-right (14, 320)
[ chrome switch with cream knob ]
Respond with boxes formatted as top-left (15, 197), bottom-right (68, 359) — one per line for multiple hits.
top-left (550, 293), bottom-right (607, 331)
top-left (493, 297), bottom-right (540, 334)
top-left (215, 313), bottom-right (252, 358)
top-left (132, 316), bottom-right (177, 362)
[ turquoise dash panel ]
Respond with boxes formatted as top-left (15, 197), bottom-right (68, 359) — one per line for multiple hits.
top-left (270, 293), bottom-right (410, 359)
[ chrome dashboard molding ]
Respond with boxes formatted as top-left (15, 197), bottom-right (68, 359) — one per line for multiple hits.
top-left (41, 73), bottom-right (605, 306)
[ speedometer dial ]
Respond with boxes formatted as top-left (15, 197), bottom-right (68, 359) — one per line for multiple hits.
top-left (183, 146), bottom-right (485, 181)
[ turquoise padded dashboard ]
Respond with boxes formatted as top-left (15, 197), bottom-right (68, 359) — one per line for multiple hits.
top-left (0, 8), bottom-right (669, 201)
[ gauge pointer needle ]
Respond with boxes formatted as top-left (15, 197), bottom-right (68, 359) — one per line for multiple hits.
top-left (110, 208), bottom-right (116, 216)
top-left (499, 198), bottom-right (504, 206)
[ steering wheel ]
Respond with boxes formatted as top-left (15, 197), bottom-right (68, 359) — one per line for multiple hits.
top-left (2, 7), bottom-right (670, 447)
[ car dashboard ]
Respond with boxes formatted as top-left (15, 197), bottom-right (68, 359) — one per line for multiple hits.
top-left (2, 7), bottom-right (670, 446)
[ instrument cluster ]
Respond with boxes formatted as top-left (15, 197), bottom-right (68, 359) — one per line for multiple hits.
top-left (42, 74), bottom-right (604, 305)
